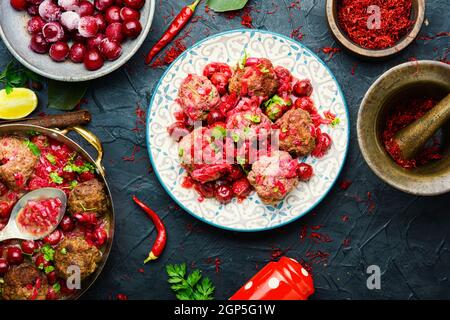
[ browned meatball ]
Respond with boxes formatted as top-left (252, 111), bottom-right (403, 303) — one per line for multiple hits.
top-left (54, 237), bottom-right (102, 280)
top-left (229, 58), bottom-right (278, 98)
top-left (68, 178), bottom-right (109, 215)
top-left (0, 136), bottom-right (39, 190)
top-left (2, 264), bottom-right (48, 300)
top-left (276, 109), bottom-right (316, 157)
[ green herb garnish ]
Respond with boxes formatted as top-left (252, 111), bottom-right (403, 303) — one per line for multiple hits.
top-left (231, 132), bottom-right (240, 143)
top-left (49, 172), bottom-right (63, 184)
top-left (244, 113), bottom-right (261, 123)
top-left (44, 266), bottom-right (55, 274)
top-left (211, 126), bottom-right (226, 140)
top-left (46, 154), bottom-right (56, 165)
top-left (60, 248), bottom-right (67, 255)
top-left (238, 49), bottom-right (249, 70)
top-left (0, 61), bottom-right (40, 94)
top-left (23, 140), bottom-right (41, 157)
top-left (41, 244), bottom-right (55, 262)
top-left (63, 162), bottom-right (95, 174)
top-left (331, 117), bottom-right (341, 127)
top-left (166, 263), bottom-right (215, 300)
top-left (52, 282), bottom-right (61, 293)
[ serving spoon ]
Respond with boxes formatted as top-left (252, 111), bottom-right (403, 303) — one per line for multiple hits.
top-left (0, 188), bottom-right (67, 242)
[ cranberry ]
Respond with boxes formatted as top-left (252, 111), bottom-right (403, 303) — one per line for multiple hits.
top-left (93, 227), bottom-right (108, 246)
top-left (35, 254), bottom-right (51, 269)
top-left (228, 165), bottom-right (243, 181)
top-left (293, 79), bottom-right (313, 97)
top-left (120, 7), bottom-right (140, 21)
top-left (43, 229), bottom-right (63, 245)
top-left (30, 33), bottom-right (49, 53)
top-left (78, 16), bottom-right (99, 38)
top-left (42, 22), bottom-right (65, 42)
top-left (0, 201), bottom-right (12, 219)
top-left (38, 0), bottom-right (62, 22)
top-left (84, 48), bottom-right (104, 70)
top-left (98, 38), bottom-right (122, 60)
top-left (80, 171), bottom-right (95, 182)
top-left (114, 0), bottom-right (123, 4)
top-left (46, 270), bottom-right (57, 284)
top-left (49, 41), bottom-right (69, 62)
top-left (59, 215), bottom-right (75, 232)
top-left (167, 122), bottom-right (190, 142)
top-left (105, 22), bottom-right (124, 43)
top-left (294, 97), bottom-right (317, 114)
top-left (78, 0), bottom-right (94, 16)
top-left (207, 109), bottom-right (225, 125)
top-left (0, 258), bottom-right (8, 274)
top-left (71, 30), bottom-right (86, 43)
top-left (123, 0), bottom-right (144, 10)
top-left (93, 13), bottom-right (107, 32)
top-left (7, 247), bottom-right (24, 265)
top-left (95, 0), bottom-right (113, 11)
top-left (122, 19), bottom-right (142, 38)
top-left (297, 163), bottom-right (314, 181)
top-left (57, 0), bottom-right (79, 11)
top-left (69, 42), bottom-right (86, 63)
top-left (10, 0), bottom-right (28, 11)
top-left (46, 288), bottom-right (59, 300)
top-left (232, 178), bottom-right (252, 197)
top-left (27, 4), bottom-right (40, 15)
top-left (27, 16), bottom-right (46, 34)
top-left (105, 6), bottom-right (121, 24)
top-left (210, 73), bottom-right (229, 95)
top-left (194, 182), bottom-right (215, 198)
top-left (60, 11), bottom-right (80, 31)
top-left (86, 33), bottom-right (105, 49)
top-left (21, 240), bottom-right (38, 255)
top-left (215, 184), bottom-right (234, 204)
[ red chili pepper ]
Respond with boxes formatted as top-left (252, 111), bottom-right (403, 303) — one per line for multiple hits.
top-left (145, 0), bottom-right (201, 64)
top-left (132, 196), bottom-right (167, 263)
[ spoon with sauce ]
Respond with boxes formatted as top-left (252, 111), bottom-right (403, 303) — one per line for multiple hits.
top-left (0, 188), bottom-right (67, 242)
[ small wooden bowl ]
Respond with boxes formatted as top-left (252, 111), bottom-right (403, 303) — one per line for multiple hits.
top-left (326, 0), bottom-right (425, 59)
top-left (357, 61), bottom-right (450, 196)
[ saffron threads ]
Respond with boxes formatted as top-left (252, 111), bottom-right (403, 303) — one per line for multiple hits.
top-left (321, 47), bottom-right (341, 59)
top-left (337, 0), bottom-right (413, 50)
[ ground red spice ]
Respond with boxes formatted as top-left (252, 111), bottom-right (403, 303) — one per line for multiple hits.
top-left (382, 96), bottom-right (443, 169)
top-left (350, 62), bottom-right (358, 76)
top-left (116, 293), bottom-right (128, 300)
top-left (132, 105), bottom-right (146, 132)
top-left (270, 246), bottom-right (290, 260)
top-left (341, 215), bottom-right (349, 222)
top-left (417, 32), bottom-right (450, 41)
top-left (305, 250), bottom-right (330, 265)
top-left (150, 39), bottom-right (187, 68)
top-left (339, 179), bottom-right (352, 190)
top-left (321, 47), bottom-right (341, 59)
top-left (241, 7), bottom-right (253, 28)
top-left (138, 268), bottom-right (145, 274)
top-left (290, 26), bottom-right (304, 41)
top-left (338, 0), bottom-right (413, 50)
top-left (343, 238), bottom-right (351, 247)
top-left (122, 145), bottom-right (141, 162)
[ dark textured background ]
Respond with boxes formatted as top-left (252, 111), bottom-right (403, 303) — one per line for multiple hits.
top-left (1, 0), bottom-right (449, 300)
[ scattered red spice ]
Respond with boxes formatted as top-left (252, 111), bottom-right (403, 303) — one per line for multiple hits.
top-left (290, 26), bottom-right (304, 41)
top-left (150, 39), bottom-right (187, 68)
top-left (339, 179), bottom-right (352, 190)
top-left (138, 268), bottom-right (145, 274)
top-left (300, 224), bottom-right (308, 240)
top-left (116, 293), bottom-right (128, 300)
top-left (343, 238), bottom-right (351, 247)
top-left (305, 250), bottom-right (330, 265)
top-left (417, 32), bottom-right (450, 41)
top-left (132, 105), bottom-right (146, 132)
top-left (321, 47), bottom-right (341, 59)
top-left (310, 232), bottom-right (333, 244)
top-left (241, 7), bottom-right (253, 28)
top-left (366, 192), bottom-right (376, 213)
top-left (350, 62), bottom-right (358, 76)
top-left (337, 0), bottom-right (413, 50)
top-left (270, 246), bottom-right (290, 260)
top-left (341, 215), bottom-right (349, 222)
top-left (299, 259), bottom-right (313, 275)
top-left (214, 257), bottom-right (221, 273)
top-left (122, 145), bottom-right (141, 162)
top-left (310, 225), bottom-right (322, 231)
top-left (382, 96), bottom-right (443, 168)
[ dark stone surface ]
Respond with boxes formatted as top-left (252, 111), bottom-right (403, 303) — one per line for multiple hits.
top-left (0, 0), bottom-right (449, 300)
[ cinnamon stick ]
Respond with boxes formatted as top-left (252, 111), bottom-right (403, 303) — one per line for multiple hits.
top-left (0, 110), bottom-right (91, 128)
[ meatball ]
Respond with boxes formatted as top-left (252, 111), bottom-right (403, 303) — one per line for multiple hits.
top-left (54, 237), bottom-right (101, 280)
top-left (247, 151), bottom-right (299, 204)
top-left (226, 108), bottom-right (272, 143)
top-left (2, 264), bottom-right (48, 300)
top-left (0, 136), bottom-right (39, 190)
top-left (275, 109), bottom-right (316, 157)
top-left (178, 74), bottom-right (220, 121)
top-left (68, 178), bottom-right (109, 215)
top-left (228, 58), bottom-right (278, 98)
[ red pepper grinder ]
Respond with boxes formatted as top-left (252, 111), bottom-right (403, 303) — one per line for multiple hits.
top-left (230, 257), bottom-right (314, 300)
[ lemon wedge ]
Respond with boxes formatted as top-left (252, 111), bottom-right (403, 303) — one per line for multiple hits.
top-left (0, 88), bottom-right (38, 120)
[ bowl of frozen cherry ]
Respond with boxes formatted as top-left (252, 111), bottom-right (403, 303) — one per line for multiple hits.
top-left (0, 0), bottom-right (155, 81)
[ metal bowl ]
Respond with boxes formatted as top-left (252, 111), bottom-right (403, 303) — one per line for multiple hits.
top-left (0, 124), bottom-right (115, 299)
top-left (357, 61), bottom-right (450, 196)
top-left (326, 0), bottom-right (425, 59)
top-left (0, 1), bottom-right (155, 82)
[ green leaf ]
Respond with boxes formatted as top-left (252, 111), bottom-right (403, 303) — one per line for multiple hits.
top-left (211, 126), bottom-right (226, 140)
top-left (23, 140), bottom-right (41, 157)
top-left (60, 248), bottom-right (67, 255)
top-left (244, 113), bottom-right (261, 123)
top-left (63, 162), bottom-right (95, 174)
top-left (331, 117), bottom-right (341, 127)
top-left (49, 172), bottom-right (63, 184)
top-left (44, 266), bottom-right (55, 274)
top-left (41, 244), bottom-right (55, 262)
top-left (231, 132), bottom-right (240, 142)
top-left (238, 49), bottom-right (249, 70)
top-left (186, 269), bottom-right (202, 288)
top-left (178, 148), bottom-right (184, 157)
top-left (207, 0), bottom-right (248, 12)
top-left (46, 153), bottom-right (56, 165)
top-left (52, 282), bottom-right (61, 293)
top-left (48, 80), bottom-right (89, 111)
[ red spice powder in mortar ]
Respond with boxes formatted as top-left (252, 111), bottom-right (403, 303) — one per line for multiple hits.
top-left (382, 96), bottom-right (444, 169)
top-left (337, 0), bottom-right (413, 50)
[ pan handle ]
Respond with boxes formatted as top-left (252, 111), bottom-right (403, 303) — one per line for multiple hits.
top-left (59, 126), bottom-right (105, 177)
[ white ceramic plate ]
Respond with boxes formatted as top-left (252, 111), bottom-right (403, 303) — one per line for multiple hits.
top-left (147, 29), bottom-right (349, 232)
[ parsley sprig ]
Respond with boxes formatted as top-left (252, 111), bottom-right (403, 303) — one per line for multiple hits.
top-left (0, 61), bottom-right (40, 94)
top-left (166, 263), bottom-right (215, 300)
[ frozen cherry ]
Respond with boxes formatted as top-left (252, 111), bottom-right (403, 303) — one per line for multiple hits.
top-left (122, 19), bottom-right (142, 38)
top-left (60, 11), bottom-right (80, 31)
top-left (93, 227), bottom-right (108, 246)
top-left (27, 4), bottom-right (40, 16)
top-left (93, 13), bottom-right (107, 32)
top-left (0, 201), bottom-right (12, 219)
top-left (43, 229), bottom-right (63, 245)
top-left (105, 6), bottom-right (121, 24)
top-left (30, 33), bottom-right (49, 53)
top-left (58, 0), bottom-right (79, 11)
top-left (42, 22), bottom-right (65, 42)
top-left (86, 33), bottom-right (105, 49)
top-left (34, 254), bottom-right (51, 269)
top-left (7, 247), bottom-right (24, 265)
top-left (293, 79), bottom-right (313, 97)
top-left (215, 185), bottom-right (234, 204)
top-left (294, 97), bottom-right (317, 114)
top-left (114, 0), bottom-right (123, 4)
top-left (95, 0), bottom-right (113, 11)
top-left (27, 0), bottom-right (44, 4)
top-left (98, 38), bottom-right (122, 60)
top-left (10, 0), bottom-right (28, 11)
top-left (120, 7), bottom-right (140, 21)
top-left (27, 16), bottom-right (46, 34)
top-left (46, 270), bottom-right (57, 284)
top-left (78, 16), bottom-right (99, 38)
top-left (105, 22), bottom-right (124, 43)
top-left (232, 178), bottom-right (252, 197)
top-left (84, 48), bottom-right (104, 70)
top-left (124, 0), bottom-right (144, 10)
top-left (71, 30), bottom-right (85, 43)
top-left (49, 41), bottom-right (69, 61)
top-left (78, 0), bottom-right (94, 16)
top-left (69, 42), bottom-right (86, 63)
top-left (0, 258), bottom-right (8, 274)
top-left (297, 163), bottom-right (313, 181)
top-left (59, 215), bottom-right (75, 231)
top-left (38, 0), bottom-right (62, 22)
top-left (21, 240), bottom-right (38, 255)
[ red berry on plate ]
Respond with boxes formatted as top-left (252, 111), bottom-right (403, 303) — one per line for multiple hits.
top-left (59, 215), bottom-right (75, 232)
top-left (123, 0), bottom-right (144, 10)
top-left (105, 22), bottom-right (124, 43)
top-left (49, 41), bottom-right (69, 61)
top-left (206, 109), bottom-right (225, 125)
top-left (297, 163), bottom-right (313, 181)
top-left (0, 258), bottom-right (8, 275)
top-left (98, 38), bottom-right (122, 60)
top-left (69, 42), bottom-right (86, 63)
top-left (93, 227), bottom-right (108, 246)
top-left (27, 16), bottom-right (46, 34)
top-left (215, 184), bottom-right (234, 204)
top-left (78, 0), bottom-right (95, 17)
top-left (93, 13), bottom-right (107, 32)
top-left (42, 22), bottom-right (65, 43)
top-left (34, 254), bottom-right (51, 269)
top-left (60, 11), bottom-right (80, 31)
top-left (294, 96), bottom-right (316, 114)
top-left (38, 0), bottom-right (62, 22)
top-left (86, 33), bottom-right (105, 49)
top-left (120, 7), bottom-right (140, 21)
top-left (30, 33), bottom-right (49, 53)
top-left (7, 247), bottom-right (24, 265)
top-left (105, 6), bottom-right (121, 24)
top-left (293, 79), bottom-right (313, 97)
top-left (95, 0), bottom-right (114, 11)
top-left (78, 16), bottom-right (99, 38)
top-left (122, 19), bottom-right (142, 38)
top-left (0, 201), bottom-right (12, 219)
top-left (27, 4), bottom-right (40, 16)
top-left (43, 229), bottom-right (63, 245)
top-left (21, 240), bottom-right (38, 255)
top-left (84, 48), bottom-right (104, 70)
top-left (46, 270), bottom-right (57, 284)
top-left (232, 178), bottom-right (252, 197)
top-left (10, 0), bottom-right (28, 11)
